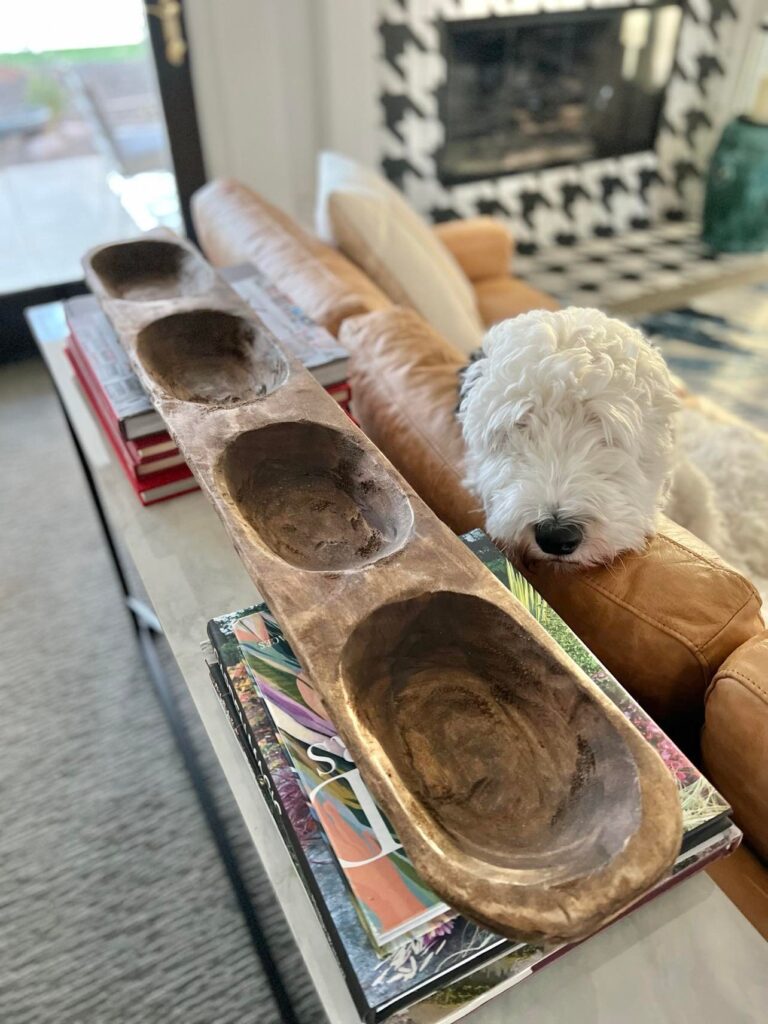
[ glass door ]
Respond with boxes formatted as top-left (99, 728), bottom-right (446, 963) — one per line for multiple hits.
top-left (1, 0), bottom-right (206, 357)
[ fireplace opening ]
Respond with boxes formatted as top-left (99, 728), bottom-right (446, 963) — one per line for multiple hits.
top-left (437, 4), bottom-right (682, 185)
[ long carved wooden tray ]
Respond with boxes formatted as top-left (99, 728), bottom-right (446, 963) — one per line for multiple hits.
top-left (83, 231), bottom-right (682, 943)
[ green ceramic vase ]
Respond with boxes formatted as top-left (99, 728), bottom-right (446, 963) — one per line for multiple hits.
top-left (702, 116), bottom-right (768, 252)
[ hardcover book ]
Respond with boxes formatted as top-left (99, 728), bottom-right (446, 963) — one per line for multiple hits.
top-left (66, 295), bottom-right (165, 440)
top-left (67, 338), bottom-right (185, 475)
top-left (224, 264), bottom-right (350, 387)
top-left (125, 433), bottom-right (179, 462)
top-left (228, 610), bottom-right (452, 951)
top-left (66, 346), bottom-right (198, 505)
top-left (206, 530), bottom-right (738, 1023)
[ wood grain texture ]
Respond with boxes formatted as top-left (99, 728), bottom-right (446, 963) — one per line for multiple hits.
top-left (83, 231), bottom-right (683, 942)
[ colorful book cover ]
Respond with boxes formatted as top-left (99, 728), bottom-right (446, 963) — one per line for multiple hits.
top-left (231, 610), bottom-right (452, 950)
top-left (207, 529), bottom-right (735, 1023)
top-left (207, 620), bottom-right (514, 1023)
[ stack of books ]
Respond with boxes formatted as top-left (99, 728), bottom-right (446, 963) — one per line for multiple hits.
top-left (66, 264), bottom-right (355, 505)
top-left (65, 296), bottom-right (198, 506)
top-left (204, 530), bottom-right (740, 1024)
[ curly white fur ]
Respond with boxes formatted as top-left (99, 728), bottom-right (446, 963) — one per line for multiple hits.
top-left (459, 308), bottom-right (681, 567)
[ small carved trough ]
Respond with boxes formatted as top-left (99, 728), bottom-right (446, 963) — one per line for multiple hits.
top-left (83, 231), bottom-right (683, 943)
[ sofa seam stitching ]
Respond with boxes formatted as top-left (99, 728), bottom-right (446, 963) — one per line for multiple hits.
top-left (694, 591), bottom-right (760, 660)
top-left (711, 667), bottom-right (768, 705)
top-left (581, 577), bottom-right (708, 688)
top-left (663, 532), bottom-right (760, 604)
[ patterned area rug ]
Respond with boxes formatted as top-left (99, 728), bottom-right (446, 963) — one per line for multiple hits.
top-left (635, 280), bottom-right (768, 600)
top-left (635, 280), bottom-right (768, 434)
top-left (0, 360), bottom-right (325, 1024)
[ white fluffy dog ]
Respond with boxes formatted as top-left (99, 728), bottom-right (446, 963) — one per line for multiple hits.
top-left (459, 307), bottom-right (695, 567)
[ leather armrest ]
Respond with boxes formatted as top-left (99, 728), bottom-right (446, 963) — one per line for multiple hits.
top-left (433, 217), bottom-right (513, 283)
top-left (524, 520), bottom-right (763, 752)
top-left (191, 179), bottom-right (390, 335)
top-left (341, 306), bottom-right (764, 748)
top-left (702, 631), bottom-right (768, 861)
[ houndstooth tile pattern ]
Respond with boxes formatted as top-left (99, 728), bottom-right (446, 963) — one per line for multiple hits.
top-left (376, 0), bottom-right (746, 244)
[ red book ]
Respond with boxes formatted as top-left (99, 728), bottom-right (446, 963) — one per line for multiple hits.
top-left (325, 380), bottom-right (352, 405)
top-left (126, 432), bottom-right (180, 463)
top-left (66, 345), bottom-right (198, 506)
top-left (67, 340), bottom-right (186, 477)
top-left (65, 295), bottom-right (165, 440)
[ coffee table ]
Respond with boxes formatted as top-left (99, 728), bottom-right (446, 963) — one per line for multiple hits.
top-left (29, 301), bottom-right (768, 1023)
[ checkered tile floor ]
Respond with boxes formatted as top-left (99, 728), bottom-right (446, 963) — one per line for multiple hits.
top-left (514, 221), bottom-right (766, 309)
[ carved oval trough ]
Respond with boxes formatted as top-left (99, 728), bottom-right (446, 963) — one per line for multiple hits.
top-left (337, 589), bottom-right (682, 941)
top-left (136, 309), bottom-right (289, 406)
top-left (89, 238), bottom-right (216, 301)
top-left (218, 422), bottom-right (414, 571)
top-left (83, 230), bottom-right (684, 944)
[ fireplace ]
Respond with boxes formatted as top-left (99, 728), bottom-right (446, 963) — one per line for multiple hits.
top-left (437, 4), bottom-right (683, 186)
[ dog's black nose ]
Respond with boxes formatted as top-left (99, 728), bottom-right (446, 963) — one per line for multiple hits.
top-left (534, 520), bottom-right (583, 556)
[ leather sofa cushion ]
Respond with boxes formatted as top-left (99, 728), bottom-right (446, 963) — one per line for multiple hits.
top-left (474, 276), bottom-right (560, 327)
top-left (524, 519), bottom-right (762, 751)
top-left (432, 217), bottom-right (514, 283)
top-left (702, 631), bottom-right (768, 861)
top-left (344, 306), bottom-right (764, 745)
top-left (191, 179), bottom-right (390, 336)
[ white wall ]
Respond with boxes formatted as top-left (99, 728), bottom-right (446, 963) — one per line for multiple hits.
top-left (313, 0), bottom-right (380, 169)
top-left (183, 0), bottom-right (378, 227)
top-left (184, 0), bottom-right (319, 226)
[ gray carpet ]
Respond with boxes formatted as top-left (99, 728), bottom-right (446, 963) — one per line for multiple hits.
top-left (0, 359), bottom-right (326, 1023)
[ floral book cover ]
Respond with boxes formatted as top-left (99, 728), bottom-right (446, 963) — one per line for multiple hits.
top-left (206, 529), bottom-right (736, 1024)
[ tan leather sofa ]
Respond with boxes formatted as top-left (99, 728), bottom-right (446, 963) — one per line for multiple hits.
top-left (193, 179), bottom-right (768, 935)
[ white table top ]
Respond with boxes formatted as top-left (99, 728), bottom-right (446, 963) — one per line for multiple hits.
top-left (31, 302), bottom-right (768, 1024)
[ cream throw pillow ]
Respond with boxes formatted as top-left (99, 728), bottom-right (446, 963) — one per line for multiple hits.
top-left (315, 151), bottom-right (484, 355)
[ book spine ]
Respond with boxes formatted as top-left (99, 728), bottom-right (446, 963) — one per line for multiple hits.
top-left (68, 346), bottom-right (196, 505)
top-left (66, 345), bottom-right (143, 490)
top-left (207, 661), bottom-right (287, 828)
top-left (135, 453), bottom-right (186, 477)
top-left (66, 301), bottom-right (157, 436)
top-left (125, 434), bottom-right (177, 462)
top-left (67, 331), bottom-right (129, 454)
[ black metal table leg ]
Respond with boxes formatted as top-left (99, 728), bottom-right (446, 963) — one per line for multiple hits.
top-left (50, 380), bottom-right (301, 1024)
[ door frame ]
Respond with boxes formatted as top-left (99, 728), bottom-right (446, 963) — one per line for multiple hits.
top-left (144, 0), bottom-right (207, 241)
top-left (1, 0), bottom-right (207, 362)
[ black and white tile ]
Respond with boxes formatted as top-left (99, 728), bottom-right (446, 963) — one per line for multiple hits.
top-left (512, 221), bottom-right (765, 308)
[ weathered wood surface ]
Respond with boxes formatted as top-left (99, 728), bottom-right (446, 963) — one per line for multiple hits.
top-left (83, 231), bottom-right (683, 942)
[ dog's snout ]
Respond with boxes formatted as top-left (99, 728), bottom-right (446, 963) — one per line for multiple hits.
top-left (534, 519), bottom-right (583, 556)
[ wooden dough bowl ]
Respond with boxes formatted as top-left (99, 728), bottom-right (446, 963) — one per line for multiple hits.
top-left (83, 233), bottom-right (683, 943)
